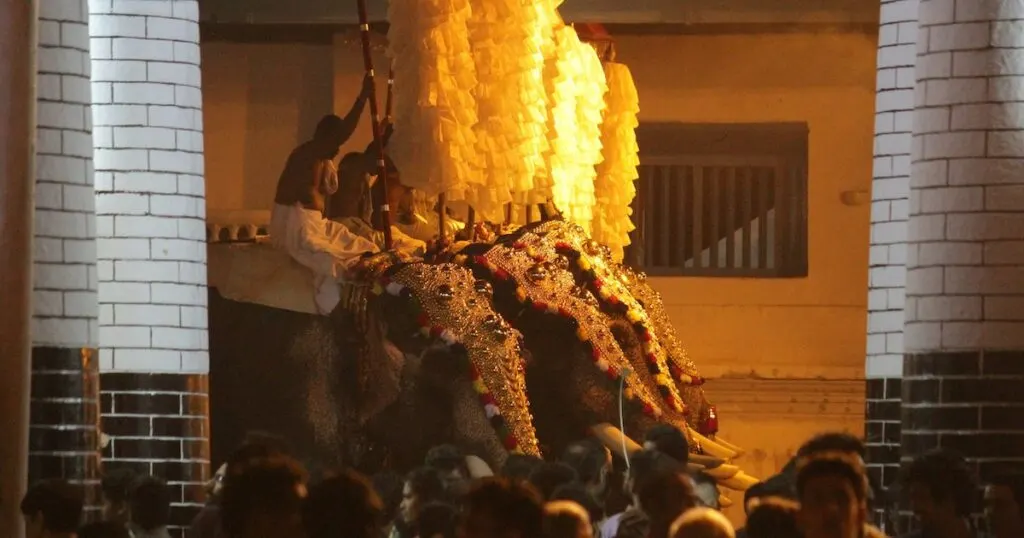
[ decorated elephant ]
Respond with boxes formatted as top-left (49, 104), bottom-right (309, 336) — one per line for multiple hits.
top-left (207, 218), bottom-right (754, 491)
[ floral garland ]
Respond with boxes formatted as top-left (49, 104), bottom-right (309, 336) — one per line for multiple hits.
top-left (453, 251), bottom-right (662, 420)
top-left (554, 242), bottom-right (705, 412)
top-left (371, 276), bottom-right (523, 453)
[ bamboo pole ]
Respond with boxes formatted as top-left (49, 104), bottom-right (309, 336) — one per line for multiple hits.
top-left (354, 3), bottom-right (393, 249)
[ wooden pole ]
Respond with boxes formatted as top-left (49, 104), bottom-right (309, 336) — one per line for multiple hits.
top-left (465, 207), bottom-right (476, 241)
top-left (0, 0), bottom-right (35, 535)
top-left (385, 65), bottom-right (395, 123)
top-left (354, 3), bottom-right (393, 249)
top-left (437, 193), bottom-right (447, 246)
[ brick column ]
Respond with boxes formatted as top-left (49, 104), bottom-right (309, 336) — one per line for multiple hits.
top-left (30, 0), bottom-right (102, 512)
top-left (88, 1), bottom-right (209, 533)
top-left (865, 1), bottom-right (917, 530)
top-left (903, 0), bottom-right (1024, 491)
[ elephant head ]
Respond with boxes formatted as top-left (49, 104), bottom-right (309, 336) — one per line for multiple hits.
top-left (358, 260), bottom-right (541, 471)
top-left (453, 222), bottom-right (743, 462)
top-left (452, 238), bottom-right (687, 456)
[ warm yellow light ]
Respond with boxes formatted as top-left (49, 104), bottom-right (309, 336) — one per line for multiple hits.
top-left (592, 62), bottom-right (640, 262)
top-left (546, 27), bottom-right (607, 234)
top-left (386, 0), bottom-right (483, 202)
top-left (464, 0), bottom-right (552, 222)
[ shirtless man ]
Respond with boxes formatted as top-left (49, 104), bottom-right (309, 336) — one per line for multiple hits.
top-left (274, 75), bottom-right (373, 214)
top-left (269, 76), bottom-right (381, 314)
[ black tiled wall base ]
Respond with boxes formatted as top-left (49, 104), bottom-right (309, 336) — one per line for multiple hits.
top-left (865, 377), bottom-right (903, 535)
top-left (29, 347), bottom-right (102, 516)
top-left (900, 350), bottom-right (1024, 534)
top-left (101, 372), bottom-right (210, 537)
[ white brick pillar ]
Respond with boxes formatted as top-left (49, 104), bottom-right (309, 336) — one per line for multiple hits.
top-left (88, 0), bottom-right (209, 531)
top-left (864, 2), bottom-right (917, 530)
top-left (31, 0), bottom-right (103, 512)
top-left (904, 0), bottom-right (1024, 505)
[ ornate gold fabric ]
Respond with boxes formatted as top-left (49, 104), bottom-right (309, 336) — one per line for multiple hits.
top-left (387, 263), bottom-right (541, 456)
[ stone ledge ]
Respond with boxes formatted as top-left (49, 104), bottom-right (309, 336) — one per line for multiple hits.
top-left (704, 377), bottom-right (865, 418)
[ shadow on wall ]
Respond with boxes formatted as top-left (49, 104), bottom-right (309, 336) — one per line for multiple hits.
top-left (204, 42), bottom-right (334, 211)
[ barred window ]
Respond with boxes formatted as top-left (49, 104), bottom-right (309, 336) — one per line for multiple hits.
top-left (625, 122), bottom-right (809, 278)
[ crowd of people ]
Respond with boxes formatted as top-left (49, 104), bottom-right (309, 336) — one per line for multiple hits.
top-left (17, 426), bottom-right (1024, 538)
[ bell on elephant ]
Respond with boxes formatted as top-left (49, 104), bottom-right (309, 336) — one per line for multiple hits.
top-left (474, 279), bottom-right (494, 298)
top-left (482, 314), bottom-right (509, 338)
top-left (436, 284), bottom-right (455, 301)
top-left (526, 263), bottom-right (549, 282)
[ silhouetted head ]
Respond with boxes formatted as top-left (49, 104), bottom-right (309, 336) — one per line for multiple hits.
top-left (669, 507), bottom-right (734, 538)
top-left (426, 445), bottom-right (470, 497)
top-left (550, 483), bottom-right (603, 526)
top-left (460, 478), bottom-right (544, 538)
top-left (130, 475), bottom-right (171, 532)
top-left (417, 502), bottom-right (457, 538)
top-left (221, 456), bottom-right (307, 538)
top-left (313, 115), bottom-right (348, 158)
top-left (901, 449), bottom-right (975, 533)
top-left (400, 467), bottom-right (446, 525)
top-left (100, 468), bottom-right (137, 525)
top-left (528, 462), bottom-right (578, 502)
top-left (561, 439), bottom-right (612, 497)
top-left (643, 424), bottom-right (689, 464)
top-left (986, 472), bottom-right (1024, 538)
top-left (796, 457), bottom-right (867, 538)
top-left (303, 469), bottom-right (384, 538)
top-left (21, 479), bottom-right (84, 538)
top-left (542, 500), bottom-right (592, 538)
top-left (502, 454), bottom-right (544, 483)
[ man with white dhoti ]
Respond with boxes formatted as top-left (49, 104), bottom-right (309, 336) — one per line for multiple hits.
top-left (270, 86), bottom-right (382, 314)
top-left (328, 149), bottom-right (428, 255)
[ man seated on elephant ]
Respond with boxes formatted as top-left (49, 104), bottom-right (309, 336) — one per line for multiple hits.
top-left (269, 102), bottom-right (383, 313)
top-left (326, 149), bottom-right (426, 256)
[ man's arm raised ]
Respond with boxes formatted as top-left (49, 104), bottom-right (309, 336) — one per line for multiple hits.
top-left (335, 74), bottom-right (374, 146)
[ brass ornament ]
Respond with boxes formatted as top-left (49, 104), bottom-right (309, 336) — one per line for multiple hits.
top-left (436, 284), bottom-right (455, 301)
top-left (526, 263), bottom-right (548, 282)
top-left (474, 279), bottom-right (494, 298)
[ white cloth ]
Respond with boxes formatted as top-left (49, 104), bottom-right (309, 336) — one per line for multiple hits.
top-left (336, 216), bottom-right (428, 255)
top-left (270, 203), bottom-right (379, 314)
top-left (599, 512), bottom-right (624, 538)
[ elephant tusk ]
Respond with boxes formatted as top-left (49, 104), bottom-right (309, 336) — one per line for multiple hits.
top-left (712, 436), bottom-right (746, 457)
top-left (465, 455), bottom-right (495, 478)
top-left (688, 454), bottom-right (725, 469)
top-left (718, 494), bottom-right (733, 508)
top-left (702, 463), bottom-right (740, 478)
top-left (688, 428), bottom-right (739, 460)
top-left (590, 423), bottom-right (642, 459)
top-left (719, 472), bottom-right (761, 491)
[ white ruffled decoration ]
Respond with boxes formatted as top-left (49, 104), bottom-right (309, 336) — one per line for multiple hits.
top-left (387, 0), bottom-right (483, 202)
top-left (592, 62), bottom-right (640, 262)
top-left (546, 26), bottom-right (608, 234)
